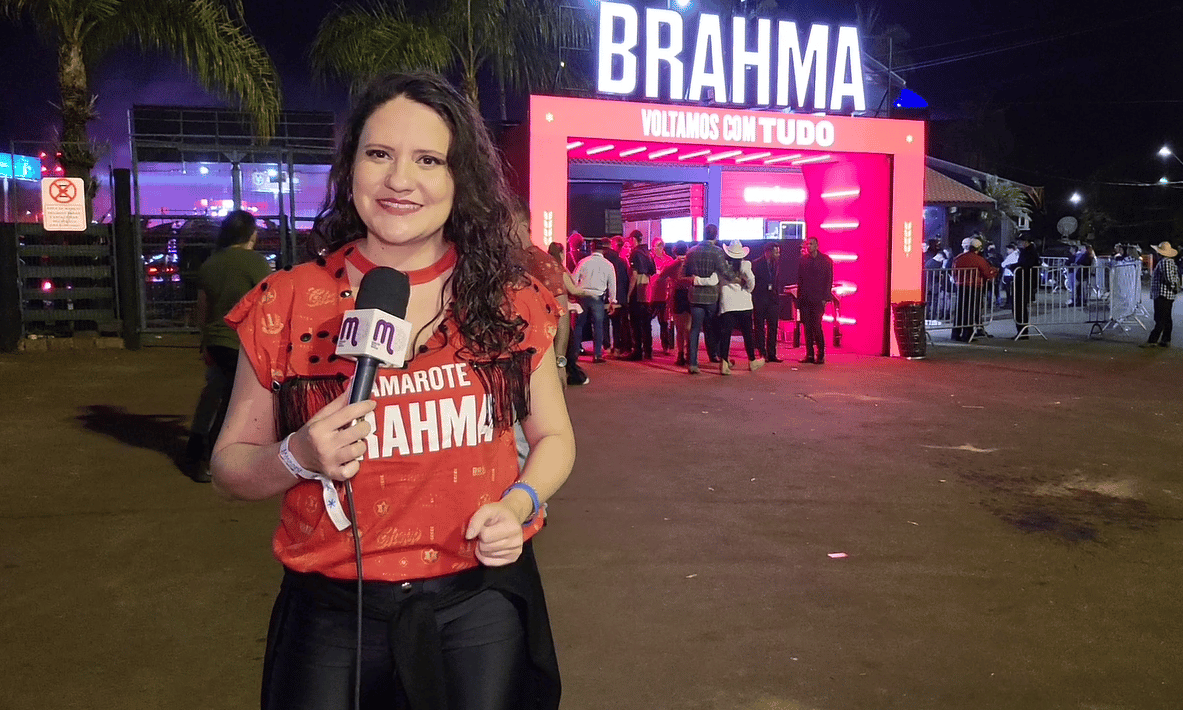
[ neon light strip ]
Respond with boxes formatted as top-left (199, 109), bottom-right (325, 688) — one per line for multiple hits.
top-left (648, 148), bottom-right (678, 159)
top-left (585, 144), bottom-right (615, 155)
top-left (566, 141), bottom-right (584, 150)
top-left (833, 285), bottom-right (858, 297)
top-left (619, 147), bottom-right (646, 157)
top-left (678, 149), bottom-right (711, 161)
top-left (706, 150), bottom-right (742, 162)
top-left (829, 253), bottom-right (859, 262)
top-left (821, 188), bottom-right (860, 199)
top-left (791, 154), bottom-right (833, 165)
top-left (823, 316), bottom-right (857, 325)
top-left (763, 154), bottom-right (802, 165)
top-left (820, 221), bottom-right (860, 230)
top-left (735, 152), bottom-right (771, 163)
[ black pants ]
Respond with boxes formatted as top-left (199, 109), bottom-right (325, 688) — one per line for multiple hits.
top-left (650, 301), bottom-right (672, 352)
top-left (607, 306), bottom-right (631, 352)
top-left (717, 309), bottom-right (756, 361)
top-left (628, 299), bottom-right (653, 357)
top-left (952, 285), bottom-right (983, 342)
top-left (752, 298), bottom-right (779, 359)
top-left (800, 301), bottom-right (825, 359)
top-left (262, 572), bottom-right (528, 710)
top-left (1013, 274), bottom-right (1034, 333)
top-left (185, 345), bottom-right (239, 461)
top-left (1148, 296), bottom-right (1175, 345)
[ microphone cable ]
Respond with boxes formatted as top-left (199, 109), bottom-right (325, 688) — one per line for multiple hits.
top-left (344, 479), bottom-right (364, 710)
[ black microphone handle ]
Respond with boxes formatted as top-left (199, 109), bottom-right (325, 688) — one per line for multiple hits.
top-left (348, 356), bottom-right (381, 405)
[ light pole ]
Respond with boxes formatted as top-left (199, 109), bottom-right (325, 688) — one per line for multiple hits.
top-left (1159, 145), bottom-right (1183, 167)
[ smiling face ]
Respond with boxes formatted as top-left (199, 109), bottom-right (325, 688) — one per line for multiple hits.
top-left (352, 96), bottom-right (455, 254)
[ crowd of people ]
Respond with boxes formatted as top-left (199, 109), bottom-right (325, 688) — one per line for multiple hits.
top-left (923, 233), bottom-right (1181, 344)
top-left (561, 226), bottom-right (834, 380)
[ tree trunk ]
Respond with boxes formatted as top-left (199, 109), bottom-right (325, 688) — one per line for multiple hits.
top-left (58, 40), bottom-right (97, 179)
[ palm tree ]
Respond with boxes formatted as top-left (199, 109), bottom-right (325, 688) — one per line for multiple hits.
top-left (0, 0), bottom-right (281, 183)
top-left (311, 0), bottom-right (592, 118)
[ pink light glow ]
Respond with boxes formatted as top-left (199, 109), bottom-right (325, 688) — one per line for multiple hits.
top-left (526, 95), bottom-right (924, 356)
top-left (802, 153), bottom-right (892, 356)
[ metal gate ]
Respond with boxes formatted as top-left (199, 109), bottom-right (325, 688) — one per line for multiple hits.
top-left (14, 223), bottom-right (120, 337)
top-left (130, 105), bottom-right (335, 331)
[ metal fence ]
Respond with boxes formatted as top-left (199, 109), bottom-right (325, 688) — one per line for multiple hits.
top-left (923, 261), bottom-right (1149, 342)
top-left (921, 267), bottom-right (998, 342)
top-left (14, 224), bottom-right (120, 336)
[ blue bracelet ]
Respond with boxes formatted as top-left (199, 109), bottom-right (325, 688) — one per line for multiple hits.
top-left (505, 482), bottom-right (543, 525)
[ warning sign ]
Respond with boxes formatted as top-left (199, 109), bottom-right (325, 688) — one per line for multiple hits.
top-left (41, 177), bottom-right (87, 231)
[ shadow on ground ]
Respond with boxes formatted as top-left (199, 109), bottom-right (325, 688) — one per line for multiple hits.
top-left (75, 404), bottom-right (190, 467)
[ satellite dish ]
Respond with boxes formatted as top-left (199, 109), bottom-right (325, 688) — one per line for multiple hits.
top-left (1057, 216), bottom-right (1078, 237)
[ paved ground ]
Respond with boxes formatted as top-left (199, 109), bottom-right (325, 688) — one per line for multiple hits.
top-left (1, 318), bottom-right (1180, 710)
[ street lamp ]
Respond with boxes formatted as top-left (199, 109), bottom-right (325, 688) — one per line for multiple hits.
top-left (1159, 145), bottom-right (1183, 167)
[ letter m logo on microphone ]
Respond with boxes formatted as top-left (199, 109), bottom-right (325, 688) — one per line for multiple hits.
top-left (335, 308), bottom-right (411, 367)
top-left (372, 319), bottom-right (398, 356)
top-left (340, 316), bottom-right (361, 347)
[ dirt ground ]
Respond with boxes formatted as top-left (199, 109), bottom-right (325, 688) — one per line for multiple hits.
top-left (1, 331), bottom-right (1180, 710)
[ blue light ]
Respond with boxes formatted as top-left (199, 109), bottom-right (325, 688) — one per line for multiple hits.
top-left (12, 154), bottom-right (41, 181)
top-left (893, 88), bottom-right (929, 110)
top-left (0, 154), bottom-right (12, 180)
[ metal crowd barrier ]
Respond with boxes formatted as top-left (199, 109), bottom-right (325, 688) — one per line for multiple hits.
top-left (1090, 260), bottom-right (1150, 336)
top-left (924, 262), bottom-right (1148, 343)
top-left (921, 267), bottom-right (998, 342)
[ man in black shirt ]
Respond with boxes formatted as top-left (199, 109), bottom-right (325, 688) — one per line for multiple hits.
top-left (751, 242), bottom-right (783, 362)
top-left (797, 237), bottom-right (834, 364)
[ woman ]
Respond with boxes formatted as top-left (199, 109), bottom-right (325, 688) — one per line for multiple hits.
top-left (716, 240), bottom-right (763, 374)
top-left (211, 72), bottom-right (575, 710)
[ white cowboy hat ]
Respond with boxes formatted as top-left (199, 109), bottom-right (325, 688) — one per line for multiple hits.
top-left (723, 240), bottom-right (749, 259)
top-left (1152, 241), bottom-right (1178, 258)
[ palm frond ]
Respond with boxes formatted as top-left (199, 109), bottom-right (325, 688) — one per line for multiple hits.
top-left (97, 0), bottom-right (282, 139)
top-left (310, 1), bottom-right (452, 94)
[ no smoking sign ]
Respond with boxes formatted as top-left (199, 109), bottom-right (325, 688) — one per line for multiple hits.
top-left (41, 177), bottom-right (87, 231)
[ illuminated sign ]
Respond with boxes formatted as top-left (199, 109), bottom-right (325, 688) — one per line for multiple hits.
top-left (743, 186), bottom-right (806, 204)
top-left (640, 107), bottom-right (835, 147)
top-left (4, 154), bottom-right (42, 181)
top-left (597, 1), bottom-right (866, 112)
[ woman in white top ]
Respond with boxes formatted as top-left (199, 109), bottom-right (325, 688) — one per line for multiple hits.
top-left (716, 240), bottom-right (764, 374)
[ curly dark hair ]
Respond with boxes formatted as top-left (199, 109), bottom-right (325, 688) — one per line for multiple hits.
top-left (310, 71), bottom-right (526, 361)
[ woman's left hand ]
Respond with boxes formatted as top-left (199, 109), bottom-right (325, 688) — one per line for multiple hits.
top-left (465, 502), bottom-right (525, 566)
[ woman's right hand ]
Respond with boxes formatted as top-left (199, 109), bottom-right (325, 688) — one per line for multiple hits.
top-left (286, 390), bottom-right (377, 481)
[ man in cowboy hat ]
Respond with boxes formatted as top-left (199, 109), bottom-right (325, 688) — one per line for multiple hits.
top-left (1140, 241), bottom-right (1181, 348)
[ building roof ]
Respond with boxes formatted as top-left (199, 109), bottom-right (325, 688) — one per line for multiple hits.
top-left (925, 167), bottom-right (995, 207)
top-left (926, 156), bottom-right (1043, 208)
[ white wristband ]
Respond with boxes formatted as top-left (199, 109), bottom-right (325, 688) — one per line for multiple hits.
top-left (279, 433), bottom-right (319, 480)
top-left (278, 433), bottom-right (353, 532)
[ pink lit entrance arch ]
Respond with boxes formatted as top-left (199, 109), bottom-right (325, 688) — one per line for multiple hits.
top-left (524, 95), bottom-right (925, 357)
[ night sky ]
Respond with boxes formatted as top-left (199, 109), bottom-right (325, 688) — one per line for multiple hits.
top-left (1, 0), bottom-right (1181, 228)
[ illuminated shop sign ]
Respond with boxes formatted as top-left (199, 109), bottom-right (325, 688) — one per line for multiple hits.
top-left (640, 107), bottom-right (835, 147)
top-left (598, 1), bottom-right (866, 112)
top-left (1, 153), bottom-right (42, 181)
top-left (743, 186), bottom-right (805, 204)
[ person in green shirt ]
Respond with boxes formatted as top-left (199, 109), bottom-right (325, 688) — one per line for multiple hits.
top-left (182, 210), bottom-right (272, 481)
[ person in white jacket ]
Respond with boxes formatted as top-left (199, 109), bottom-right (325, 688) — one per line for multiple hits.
top-left (716, 240), bottom-right (764, 374)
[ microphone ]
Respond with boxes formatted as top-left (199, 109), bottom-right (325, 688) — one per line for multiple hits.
top-left (336, 267), bottom-right (413, 404)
